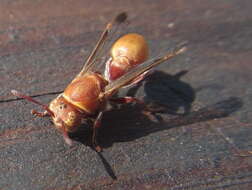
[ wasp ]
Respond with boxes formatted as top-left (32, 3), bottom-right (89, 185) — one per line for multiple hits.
top-left (11, 12), bottom-right (186, 152)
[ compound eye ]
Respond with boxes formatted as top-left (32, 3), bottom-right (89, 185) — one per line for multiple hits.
top-left (59, 103), bottom-right (67, 110)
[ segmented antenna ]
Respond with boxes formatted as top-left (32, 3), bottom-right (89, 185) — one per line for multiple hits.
top-left (11, 90), bottom-right (54, 117)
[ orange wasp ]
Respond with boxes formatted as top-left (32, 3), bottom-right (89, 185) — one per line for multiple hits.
top-left (11, 12), bottom-right (186, 152)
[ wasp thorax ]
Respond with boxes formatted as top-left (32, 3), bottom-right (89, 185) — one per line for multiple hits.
top-left (108, 33), bottom-right (149, 80)
top-left (63, 73), bottom-right (108, 114)
top-left (49, 95), bottom-right (83, 132)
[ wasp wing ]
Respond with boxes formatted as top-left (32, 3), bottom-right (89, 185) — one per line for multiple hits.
top-left (75, 12), bottom-right (128, 78)
top-left (104, 45), bottom-right (187, 97)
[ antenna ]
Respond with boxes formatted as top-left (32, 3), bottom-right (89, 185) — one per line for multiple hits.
top-left (11, 90), bottom-right (54, 117)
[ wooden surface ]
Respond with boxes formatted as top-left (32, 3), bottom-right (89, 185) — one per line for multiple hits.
top-left (1, 0), bottom-right (252, 189)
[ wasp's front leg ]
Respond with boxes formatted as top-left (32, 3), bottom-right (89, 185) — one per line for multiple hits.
top-left (62, 128), bottom-right (73, 146)
top-left (92, 111), bottom-right (103, 152)
top-left (31, 110), bottom-right (50, 117)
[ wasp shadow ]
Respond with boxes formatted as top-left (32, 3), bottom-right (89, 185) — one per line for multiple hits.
top-left (71, 96), bottom-right (242, 148)
top-left (70, 70), bottom-right (242, 179)
top-left (70, 70), bottom-right (243, 148)
top-left (127, 70), bottom-right (195, 116)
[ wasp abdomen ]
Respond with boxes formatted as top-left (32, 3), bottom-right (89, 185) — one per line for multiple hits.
top-left (106, 33), bottom-right (149, 81)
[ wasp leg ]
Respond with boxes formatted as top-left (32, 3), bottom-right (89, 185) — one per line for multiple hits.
top-left (109, 96), bottom-right (144, 104)
top-left (61, 129), bottom-right (72, 146)
top-left (54, 117), bottom-right (73, 146)
top-left (31, 110), bottom-right (50, 117)
top-left (109, 97), bottom-right (162, 121)
top-left (92, 111), bottom-right (103, 152)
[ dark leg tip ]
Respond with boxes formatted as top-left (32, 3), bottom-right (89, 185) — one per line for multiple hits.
top-left (94, 145), bottom-right (102, 152)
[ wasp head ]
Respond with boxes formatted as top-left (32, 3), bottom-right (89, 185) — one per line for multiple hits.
top-left (49, 95), bottom-right (83, 132)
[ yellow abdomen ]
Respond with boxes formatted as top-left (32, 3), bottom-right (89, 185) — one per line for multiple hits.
top-left (111, 33), bottom-right (149, 65)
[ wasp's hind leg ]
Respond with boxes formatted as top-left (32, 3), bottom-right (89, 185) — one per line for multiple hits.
top-left (109, 96), bottom-right (164, 121)
top-left (109, 96), bottom-right (144, 105)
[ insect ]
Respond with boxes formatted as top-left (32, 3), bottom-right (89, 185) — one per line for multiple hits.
top-left (11, 12), bottom-right (186, 152)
